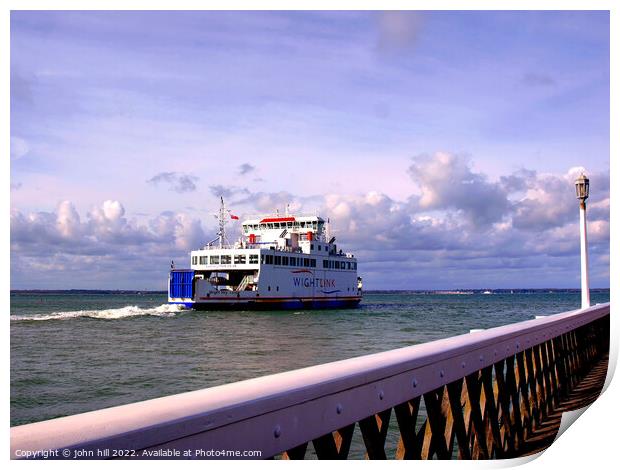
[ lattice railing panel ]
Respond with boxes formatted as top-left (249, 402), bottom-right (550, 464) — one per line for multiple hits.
top-left (276, 315), bottom-right (609, 460)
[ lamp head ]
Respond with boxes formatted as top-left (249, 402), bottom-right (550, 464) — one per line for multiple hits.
top-left (575, 173), bottom-right (589, 201)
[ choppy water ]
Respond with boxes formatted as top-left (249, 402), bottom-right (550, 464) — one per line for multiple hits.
top-left (11, 290), bottom-right (609, 428)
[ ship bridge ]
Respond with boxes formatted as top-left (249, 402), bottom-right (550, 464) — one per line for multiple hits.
top-left (241, 215), bottom-right (329, 251)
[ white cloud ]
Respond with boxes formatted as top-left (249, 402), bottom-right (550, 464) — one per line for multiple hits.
top-left (407, 152), bottom-right (510, 226)
top-left (10, 159), bottom-right (611, 289)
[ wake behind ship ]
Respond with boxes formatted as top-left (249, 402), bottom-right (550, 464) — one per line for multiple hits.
top-left (168, 199), bottom-right (362, 309)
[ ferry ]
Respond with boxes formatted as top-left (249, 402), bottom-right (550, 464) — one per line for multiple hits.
top-left (168, 198), bottom-right (362, 310)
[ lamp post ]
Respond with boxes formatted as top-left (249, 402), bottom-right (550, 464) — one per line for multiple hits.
top-left (575, 173), bottom-right (590, 309)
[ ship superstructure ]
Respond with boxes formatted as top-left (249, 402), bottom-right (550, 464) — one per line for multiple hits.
top-left (168, 199), bottom-right (362, 309)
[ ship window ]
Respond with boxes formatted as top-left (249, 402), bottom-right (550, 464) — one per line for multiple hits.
top-left (199, 256), bottom-right (208, 265)
top-left (311, 244), bottom-right (314, 250)
top-left (210, 255), bottom-right (220, 264)
top-left (282, 256), bottom-right (289, 266)
top-left (292, 257), bottom-right (298, 267)
top-left (287, 222), bottom-right (293, 228)
top-left (310, 258), bottom-right (316, 268)
top-left (318, 245), bottom-right (321, 251)
top-left (267, 255), bottom-right (274, 264)
top-left (335, 261), bottom-right (340, 269)
top-left (274, 256), bottom-right (281, 265)
top-left (347, 262), bottom-right (351, 269)
top-left (249, 254), bottom-right (259, 264)
top-left (268, 286), bottom-right (271, 291)
top-left (221, 255), bottom-right (231, 264)
top-left (323, 260), bottom-right (328, 268)
top-left (301, 222), bottom-right (306, 228)
top-left (304, 258), bottom-right (309, 267)
top-left (234, 254), bottom-right (246, 264)
top-left (276, 286), bottom-right (279, 291)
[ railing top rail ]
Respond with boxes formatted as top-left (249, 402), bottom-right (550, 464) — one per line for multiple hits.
top-left (11, 302), bottom-right (610, 458)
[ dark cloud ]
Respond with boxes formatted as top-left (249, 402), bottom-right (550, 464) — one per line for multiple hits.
top-left (147, 172), bottom-right (198, 193)
top-left (10, 70), bottom-right (34, 106)
top-left (500, 169), bottom-right (537, 193)
top-left (238, 163), bottom-right (256, 175)
top-left (521, 72), bottom-right (557, 87)
top-left (209, 185), bottom-right (250, 200)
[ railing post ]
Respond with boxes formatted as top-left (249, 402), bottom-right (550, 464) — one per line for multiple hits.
top-left (506, 355), bottom-right (524, 452)
top-left (515, 351), bottom-right (532, 437)
top-left (465, 371), bottom-right (489, 459)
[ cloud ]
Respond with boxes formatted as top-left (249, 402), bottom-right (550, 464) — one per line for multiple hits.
top-left (376, 11), bottom-right (423, 53)
top-left (11, 200), bottom-right (209, 288)
top-left (521, 72), bottom-right (557, 87)
top-left (10, 160), bottom-right (611, 289)
top-left (146, 172), bottom-right (198, 193)
top-left (511, 167), bottom-right (609, 231)
top-left (208, 185), bottom-right (252, 201)
top-left (10, 70), bottom-right (34, 105)
top-left (407, 152), bottom-right (511, 226)
top-left (238, 163), bottom-right (256, 175)
top-left (11, 136), bottom-right (30, 160)
top-left (11, 182), bottom-right (23, 191)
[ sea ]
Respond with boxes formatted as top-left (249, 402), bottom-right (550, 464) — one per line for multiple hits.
top-left (10, 290), bottom-right (610, 434)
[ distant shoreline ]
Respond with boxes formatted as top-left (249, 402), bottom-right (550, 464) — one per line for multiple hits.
top-left (10, 288), bottom-right (610, 295)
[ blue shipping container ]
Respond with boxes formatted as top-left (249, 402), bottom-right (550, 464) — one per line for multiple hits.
top-left (169, 270), bottom-right (194, 299)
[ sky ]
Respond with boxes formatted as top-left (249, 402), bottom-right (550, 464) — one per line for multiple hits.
top-left (10, 10), bottom-right (610, 290)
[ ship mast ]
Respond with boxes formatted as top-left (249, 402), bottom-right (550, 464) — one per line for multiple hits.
top-left (217, 196), bottom-right (229, 248)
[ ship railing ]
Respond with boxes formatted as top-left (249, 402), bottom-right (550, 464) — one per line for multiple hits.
top-left (11, 302), bottom-right (610, 460)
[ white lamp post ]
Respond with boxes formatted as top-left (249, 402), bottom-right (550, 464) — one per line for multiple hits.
top-left (575, 173), bottom-right (590, 309)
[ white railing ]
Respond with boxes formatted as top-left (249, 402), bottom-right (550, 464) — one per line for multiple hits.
top-left (11, 303), bottom-right (610, 460)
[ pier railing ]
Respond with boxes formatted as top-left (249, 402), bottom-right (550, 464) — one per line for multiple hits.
top-left (11, 303), bottom-right (610, 459)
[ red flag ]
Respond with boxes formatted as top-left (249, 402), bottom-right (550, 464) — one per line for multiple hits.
top-left (230, 214), bottom-right (239, 220)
